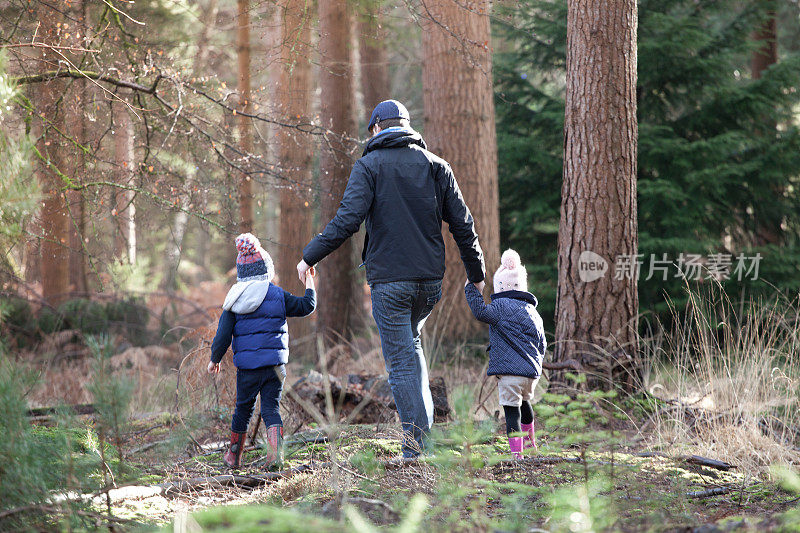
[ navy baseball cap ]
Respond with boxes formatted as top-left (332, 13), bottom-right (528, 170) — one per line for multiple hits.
top-left (368, 100), bottom-right (410, 131)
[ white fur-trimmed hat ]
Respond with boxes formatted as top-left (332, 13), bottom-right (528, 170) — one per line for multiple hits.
top-left (493, 249), bottom-right (527, 293)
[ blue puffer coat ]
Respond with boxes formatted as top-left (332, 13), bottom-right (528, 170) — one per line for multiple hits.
top-left (212, 281), bottom-right (288, 369)
top-left (464, 284), bottom-right (546, 379)
top-left (230, 284), bottom-right (288, 368)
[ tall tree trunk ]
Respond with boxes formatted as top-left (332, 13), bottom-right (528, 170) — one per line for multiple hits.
top-left (278, 0), bottom-right (315, 350)
top-left (751, 9), bottom-right (777, 80)
top-left (66, 0), bottom-right (88, 295)
top-left (114, 100), bottom-right (136, 265)
top-left (262, 3), bottom-right (283, 263)
top-left (554, 0), bottom-right (639, 390)
top-left (161, 171), bottom-right (192, 292)
top-left (751, 6), bottom-right (780, 245)
top-left (359, 1), bottom-right (390, 114)
top-left (422, 0), bottom-right (500, 339)
top-left (161, 0), bottom-right (219, 291)
top-left (35, 6), bottom-right (70, 304)
top-left (317, 0), bottom-right (363, 343)
top-left (237, 0), bottom-right (254, 233)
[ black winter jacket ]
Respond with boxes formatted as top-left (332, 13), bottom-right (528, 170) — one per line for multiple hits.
top-left (303, 127), bottom-right (485, 284)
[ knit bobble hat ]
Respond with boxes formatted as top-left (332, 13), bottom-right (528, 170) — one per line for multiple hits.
top-left (234, 233), bottom-right (274, 283)
top-left (493, 249), bottom-right (528, 293)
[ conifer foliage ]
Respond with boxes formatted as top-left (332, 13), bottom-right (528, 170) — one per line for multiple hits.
top-left (496, 0), bottom-right (800, 320)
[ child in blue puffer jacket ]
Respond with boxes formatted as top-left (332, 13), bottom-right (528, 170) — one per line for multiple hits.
top-left (208, 233), bottom-right (316, 470)
top-left (465, 249), bottom-right (546, 459)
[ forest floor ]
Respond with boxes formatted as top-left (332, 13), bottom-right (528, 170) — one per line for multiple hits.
top-left (13, 282), bottom-right (800, 531)
top-left (30, 397), bottom-right (800, 532)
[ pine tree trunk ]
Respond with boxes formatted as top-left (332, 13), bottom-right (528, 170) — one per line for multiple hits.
top-left (262, 3), bottom-right (283, 263)
top-left (317, 0), bottom-right (363, 343)
top-left (277, 0), bottom-right (315, 351)
top-left (553, 0), bottom-right (639, 390)
top-left (237, 0), bottom-right (254, 233)
top-left (114, 100), bottom-right (136, 265)
top-left (162, 0), bottom-right (219, 292)
top-left (422, 0), bottom-right (500, 339)
top-left (359, 2), bottom-right (390, 113)
top-left (35, 8), bottom-right (70, 304)
top-left (65, 0), bottom-right (88, 295)
top-left (751, 10), bottom-right (777, 80)
top-left (751, 6), bottom-right (780, 245)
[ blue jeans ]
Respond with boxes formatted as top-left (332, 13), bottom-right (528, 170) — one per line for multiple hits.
top-left (231, 364), bottom-right (286, 433)
top-left (370, 280), bottom-right (442, 457)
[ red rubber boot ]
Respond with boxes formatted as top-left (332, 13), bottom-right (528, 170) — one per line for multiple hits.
top-left (223, 431), bottom-right (247, 469)
top-left (265, 425), bottom-right (284, 470)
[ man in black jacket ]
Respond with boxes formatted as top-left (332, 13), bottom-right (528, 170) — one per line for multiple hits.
top-left (297, 100), bottom-right (485, 458)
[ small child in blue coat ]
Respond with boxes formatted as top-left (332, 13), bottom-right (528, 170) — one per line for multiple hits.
top-left (208, 233), bottom-right (316, 469)
top-left (465, 249), bottom-right (546, 458)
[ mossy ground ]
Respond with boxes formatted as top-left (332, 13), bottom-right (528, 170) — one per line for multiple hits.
top-left (25, 401), bottom-right (800, 532)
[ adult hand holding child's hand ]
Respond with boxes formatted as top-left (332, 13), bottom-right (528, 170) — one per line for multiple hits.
top-left (296, 259), bottom-right (311, 282)
top-left (207, 361), bottom-right (220, 374)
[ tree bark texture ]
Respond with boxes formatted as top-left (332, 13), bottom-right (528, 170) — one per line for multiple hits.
top-left (751, 9), bottom-right (777, 80)
top-left (751, 6), bottom-right (780, 246)
top-left (65, 0), bottom-right (88, 294)
top-left (317, 0), bottom-right (364, 343)
top-left (554, 0), bottom-right (639, 390)
top-left (35, 6), bottom-right (71, 304)
top-left (237, 0), bottom-right (254, 233)
top-left (277, 0), bottom-right (315, 350)
top-left (113, 100), bottom-right (136, 265)
top-left (162, 0), bottom-right (220, 291)
top-left (422, 0), bottom-right (500, 339)
top-left (359, 1), bottom-right (390, 114)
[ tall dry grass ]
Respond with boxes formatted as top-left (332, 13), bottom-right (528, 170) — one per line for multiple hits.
top-left (641, 283), bottom-right (800, 474)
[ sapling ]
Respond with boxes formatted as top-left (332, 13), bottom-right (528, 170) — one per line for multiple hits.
top-left (86, 335), bottom-right (134, 475)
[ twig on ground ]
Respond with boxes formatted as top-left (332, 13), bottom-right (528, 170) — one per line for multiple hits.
top-left (333, 461), bottom-right (379, 484)
top-left (128, 439), bottom-right (170, 455)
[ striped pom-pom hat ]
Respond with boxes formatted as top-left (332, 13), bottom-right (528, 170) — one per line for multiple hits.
top-left (234, 233), bottom-right (274, 283)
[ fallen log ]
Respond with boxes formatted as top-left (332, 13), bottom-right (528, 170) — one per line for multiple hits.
top-left (288, 371), bottom-right (450, 424)
top-left (27, 403), bottom-right (95, 417)
top-left (686, 487), bottom-right (730, 498)
top-left (685, 455), bottom-right (733, 471)
top-left (159, 465), bottom-right (310, 495)
top-left (637, 452), bottom-right (733, 471)
top-left (54, 464), bottom-right (312, 505)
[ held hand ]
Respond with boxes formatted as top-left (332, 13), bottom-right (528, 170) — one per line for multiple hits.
top-left (305, 266), bottom-right (316, 289)
top-left (297, 259), bottom-right (311, 283)
top-left (207, 361), bottom-right (221, 374)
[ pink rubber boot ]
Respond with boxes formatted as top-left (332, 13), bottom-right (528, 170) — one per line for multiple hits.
top-left (508, 436), bottom-right (524, 459)
top-left (521, 422), bottom-right (537, 450)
